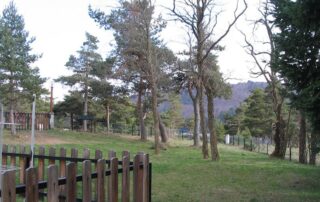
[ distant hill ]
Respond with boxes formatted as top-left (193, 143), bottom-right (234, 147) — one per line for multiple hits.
top-left (179, 81), bottom-right (267, 118)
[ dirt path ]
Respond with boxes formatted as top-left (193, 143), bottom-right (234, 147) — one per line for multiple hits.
top-left (4, 131), bottom-right (70, 145)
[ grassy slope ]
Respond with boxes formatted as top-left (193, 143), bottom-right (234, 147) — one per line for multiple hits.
top-left (7, 130), bottom-right (320, 202)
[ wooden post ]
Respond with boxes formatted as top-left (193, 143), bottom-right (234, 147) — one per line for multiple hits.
top-left (60, 147), bottom-right (67, 197)
top-left (2, 144), bottom-right (8, 166)
top-left (97, 159), bottom-right (106, 202)
top-left (83, 148), bottom-right (90, 159)
top-left (122, 151), bottom-right (130, 202)
top-left (143, 154), bottom-right (149, 202)
top-left (133, 153), bottom-right (144, 202)
top-left (49, 147), bottom-right (56, 165)
top-left (94, 150), bottom-right (103, 200)
top-left (19, 145), bottom-right (27, 183)
top-left (10, 145), bottom-right (16, 167)
top-left (38, 146), bottom-right (45, 180)
top-left (47, 165), bottom-right (59, 202)
top-left (66, 162), bottom-right (77, 202)
top-left (1, 170), bottom-right (16, 202)
top-left (109, 157), bottom-right (118, 202)
top-left (82, 160), bottom-right (92, 201)
top-left (26, 167), bottom-right (39, 202)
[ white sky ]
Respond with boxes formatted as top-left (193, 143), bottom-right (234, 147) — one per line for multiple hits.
top-left (0, 0), bottom-right (265, 101)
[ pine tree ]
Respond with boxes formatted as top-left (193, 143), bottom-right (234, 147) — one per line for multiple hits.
top-left (0, 2), bottom-right (46, 135)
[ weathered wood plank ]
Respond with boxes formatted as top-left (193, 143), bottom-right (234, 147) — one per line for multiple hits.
top-left (108, 151), bottom-right (116, 202)
top-left (38, 146), bottom-right (45, 180)
top-left (122, 152), bottom-right (130, 202)
top-left (97, 159), bottom-right (106, 202)
top-left (94, 150), bottom-right (103, 200)
top-left (10, 145), bottom-right (16, 167)
top-left (109, 157), bottom-right (118, 202)
top-left (83, 148), bottom-right (90, 159)
top-left (47, 165), bottom-right (59, 202)
top-left (143, 154), bottom-right (149, 202)
top-left (1, 170), bottom-right (16, 202)
top-left (2, 144), bottom-right (8, 166)
top-left (66, 162), bottom-right (76, 202)
top-left (59, 147), bottom-right (67, 197)
top-left (49, 147), bottom-right (56, 165)
top-left (82, 160), bottom-right (92, 201)
top-left (19, 145), bottom-right (26, 183)
top-left (26, 167), bottom-right (39, 202)
top-left (133, 153), bottom-right (144, 202)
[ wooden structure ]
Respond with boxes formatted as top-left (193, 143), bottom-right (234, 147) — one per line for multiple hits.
top-left (0, 145), bottom-right (151, 202)
top-left (4, 112), bottom-right (50, 130)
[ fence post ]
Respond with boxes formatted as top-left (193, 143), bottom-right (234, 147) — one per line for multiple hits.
top-left (49, 147), bottom-right (56, 165)
top-left (38, 146), bottom-right (45, 181)
top-left (83, 148), bottom-right (90, 159)
top-left (122, 151), bottom-right (130, 202)
top-left (243, 139), bottom-right (246, 149)
top-left (1, 170), bottom-right (16, 202)
top-left (26, 167), bottom-right (39, 202)
top-left (82, 160), bottom-right (92, 201)
top-left (267, 143), bottom-right (269, 155)
top-left (47, 165), bottom-right (59, 202)
top-left (250, 139), bottom-right (253, 151)
top-left (108, 150), bottom-right (117, 201)
top-left (238, 136), bottom-right (240, 146)
top-left (60, 147), bottom-right (67, 197)
top-left (109, 157), bottom-right (118, 202)
top-left (97, 159), bottom-right (106, 202)
top-left (94, 150), bottom-right (103, 200)
top-left (19, 145), bottom-right (27, 183)
top-left (2, 144), bottom-right (8, 166)
top-left (133, 153), bottom-right (144, 202)
top-left (66, 162), bottom-right (76, 202)
top-left (10, 145), bottom-right (16, 168)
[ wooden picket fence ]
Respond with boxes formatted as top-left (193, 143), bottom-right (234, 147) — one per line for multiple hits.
top-left (0, 145), bottom-right (151, 202)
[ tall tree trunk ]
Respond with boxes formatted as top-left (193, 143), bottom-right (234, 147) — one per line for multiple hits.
top-left (188, 85), bottom-right (200, 146)
top-left (207, 93), bottom-right (219, 161)
top-left (309, 130), bottom-right (318, 165)
top-left (271, 105), bottom-right (287, 158)
top-left (299, 111), bottom-right (307, 164)
top-left (199, 85), bottom-right (209, 159)
top-left (105, 103), bottom-right (110, 134)
top-left (83, 73), bottom-right (89, 132)
top-left (83, 92), bottom-right (88, 132)
top-left (159, 117), bottom-right (168, 143)
top-left (151, 84), bottom-right (160, 154)
top-left (137, 88), bottom-right (147, 140)
top-left (9, 77), bottom-right (16, 135)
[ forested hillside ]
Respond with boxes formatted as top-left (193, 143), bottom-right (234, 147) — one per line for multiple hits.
top-left (177, 81), bottom-right (267, 118)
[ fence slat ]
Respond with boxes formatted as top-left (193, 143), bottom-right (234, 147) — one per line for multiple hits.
top-left (49, 147), bottom-right (56, 165)
top-left (143, 154), bottom-right (149, 202)
top-left (26, 167), bottom-right (39, 202)
top-left (19, 145), bottom-right (26, 183)
top-left (122, 152), bottom-right (130, 202)
top-left (109, 157), bottom-right (118, 202)
top-left (1, 170), bottom-right (16, 202)
top-left (94, 150), bottom-right (103, 200)
top-left (66, 162), bottom-right (76, 202)
top-left (47, 165), bottom-right (59, 202)
top-left (97, 159), bottom-right (106, 202)
top-left (2, 144), bottom-right (8, 166)
top-left (10, 145), bottom-right (16, 167)
top-left (133, 153), bottom-right (144, 202)
top-left (83, 148), bottom-right (90, 159)
top-left (59, 147), bottom-right (67, 197)
top-left (82, 160), bottom-right (92, 201)
top-left (38, 146), bottom-right (45, 180)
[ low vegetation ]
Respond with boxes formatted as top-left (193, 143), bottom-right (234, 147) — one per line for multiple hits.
top-left (5, 130), bottom-right (320, 202)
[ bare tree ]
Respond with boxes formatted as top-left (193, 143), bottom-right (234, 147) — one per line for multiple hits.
top-left (238, 0), bottom-right (288, 158)
top-left (171, 0), bottom-right (247, 160)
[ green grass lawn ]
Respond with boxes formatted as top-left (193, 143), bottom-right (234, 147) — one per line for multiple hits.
top-left (5, 130), bottom-right (320, 202)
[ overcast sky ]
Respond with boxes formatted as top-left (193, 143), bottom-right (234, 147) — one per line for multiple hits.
top-left (0, 0), bottom-right (265, 101)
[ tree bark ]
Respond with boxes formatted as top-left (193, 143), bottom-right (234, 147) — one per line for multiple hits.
top-left (188, 84), bottom-right (200, 146)
top-left (83, 73), bottom-right (89, 132)
top-left (159, 117), bottom-right (168, 143)
top-left (199, 85), bottom-right (209, 159)
top-left (137, 87), bottom-right (147, 140)
top-left (9, 76), bottom-right (16, 135)
top-left (207, 93), bottom-right (219, 161)
top-left (309, 130), bottom-right (318, 165)
top-left (271, 104), bottom-right (287, 158)
top-left (105, 104), bottom-right (110, 134)
top-left (151, 84), bottom-right (160, 154)
top-left (298, 111), bottom-right (307, 164)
